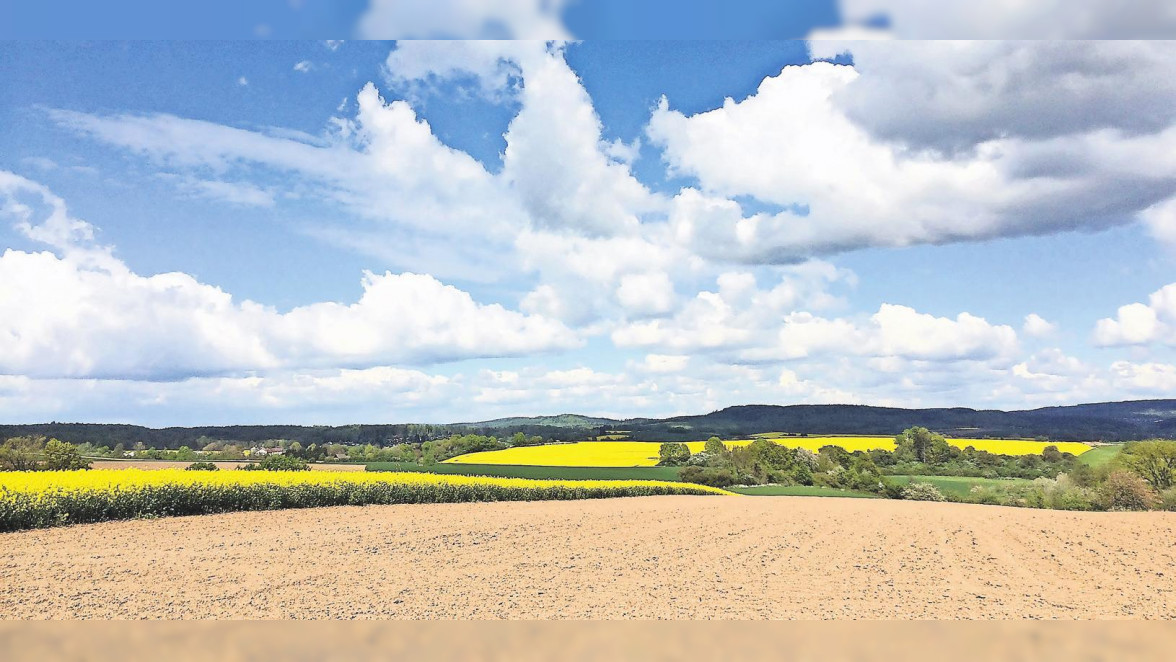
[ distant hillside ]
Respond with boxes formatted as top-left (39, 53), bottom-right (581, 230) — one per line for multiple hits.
top-left (620, 400), bottom-right (1176, 442)
top-left (2, 399), bottom-right (1173, 449)
top-left (462, 414), bottom-right (619, 429)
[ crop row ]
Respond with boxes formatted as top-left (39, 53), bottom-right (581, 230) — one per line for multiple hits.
top-left (0, 470), bottom-right (726, 531)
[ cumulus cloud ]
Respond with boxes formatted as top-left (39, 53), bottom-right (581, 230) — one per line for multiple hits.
top-left (1140, 196), bottom-right (1176, 245)
top-left (809, 41), bottom-right (1176, 152)
top-left (1109, 360), bottom-right (1176, 393)
top-left (1094, 283), bottom-right (1176, 346)
top-left (612, 264), bottom-right (1016, 366)
top-left (386, 41), bottom-right (663, 236)
top-left (649, 58), bottom-right (1176, 262)
top-left (1023, 313), bottom-right (1058, 338)
top-left (0, 171), bottom-right (577, 380)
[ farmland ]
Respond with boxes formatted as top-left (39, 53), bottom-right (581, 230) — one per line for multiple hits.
top-left (87, 460), bottom-right (365, 472)
top-left (0, 469), bottom-right (724, 532)
top-left (366, 461), bottom-right (683, 482)
top-left (446, 436), bottom-right (1092, 468)
top-left (4, 496), bottom-right (1175, 619)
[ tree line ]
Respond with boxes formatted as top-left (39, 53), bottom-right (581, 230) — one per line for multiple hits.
top-left (661, 427), bottom-right (1176, 511)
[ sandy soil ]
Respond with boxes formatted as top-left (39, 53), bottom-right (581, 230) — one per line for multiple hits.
top-left (86, 460), bottom-right (364, 471)
top-left (2, 496), bottom-right (1174, 619)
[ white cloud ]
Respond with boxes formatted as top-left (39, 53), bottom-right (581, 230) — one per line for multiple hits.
top-left (357, 0), bottom-right (571, 39)
top-left (498, 43), bottom-right (664, 236)
top-left (48, 82), bottom-right (524, 282)
top-left (385, 41), bottom-right (663, 236)
top-left (1109, 360), bottom-right (1176, 393)
top-left (1012, 348), bottom-right (1091, 393)
top-left (0, 172), bottom-right (577, 380)
top-left (649, 56), bottom-right (1176, 262)
top-left (324, 40), bottom-right (344, 51)
top-left (808, 41), bottom-right (1176, 151)
top-left (1140, 196), bottom-right (1176, 245)
top-left (0, 170), bottom-right (102, 254)
top-left (293, 60), bottom-right (313, 73)
top-left (238, 76), bottom-right (248, 87)
top-left (614, 284), bottom-right (1019, 366)
top-left (633, 354), bottom-right (690, 374)
top-left (615, 272), bottom-right (676, 316)
top-left (836, 0), bottom-right (1176, 38)
top-left (19, 156), bottom-right (59, 172)
top-left (1023, 313), bottom-right (1058, 338)
top-left (384, 40), bottom-right (528, 100)
top-left (159, 174), bottom-right (277, 208)
top-left (1094, 283), bottom-right (1176, 346)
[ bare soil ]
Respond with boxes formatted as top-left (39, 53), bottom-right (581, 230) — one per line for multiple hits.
top-left (2, 496), bottom-right (1174, 619)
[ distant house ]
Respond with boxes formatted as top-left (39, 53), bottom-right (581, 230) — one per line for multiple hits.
top-left (249, 446), bottom-right (285, 456)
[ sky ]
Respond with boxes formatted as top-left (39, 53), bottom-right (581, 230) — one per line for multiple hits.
top-left (5, 1), bottom-right (1176, 39)
top-left (1, 39), bottom-right (1176, 426)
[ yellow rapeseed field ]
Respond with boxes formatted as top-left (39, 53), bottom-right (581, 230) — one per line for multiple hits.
top-left (0, 468), bottom-right (728, 495)
top-left (0, 469), bottom-right (728, 531)
top-left (446, 436), bottom-right (1092, 467)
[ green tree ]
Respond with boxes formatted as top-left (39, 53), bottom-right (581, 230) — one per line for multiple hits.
top-left (895, 427), bottom-right (952, 464)
top-left (658, 442), bottom-right (691, 466)
top-left (175, 446), bottom-right (195, 461)
top-left (43, 439), bottom-right (90, 471)
top-left (0, 436), bottom-right (45, 471)
top-left (703, 437), bottom-right (726, 455)
top-left (1041, 445), bottom-right (1063, 463)
top-left (1119, 440), bottom-right (1176, 490)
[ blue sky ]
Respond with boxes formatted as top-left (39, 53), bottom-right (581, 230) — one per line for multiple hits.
top-left (0, 1), bottom-right (840, 39)
top-left (1, 40), bottom-right (1175, 425)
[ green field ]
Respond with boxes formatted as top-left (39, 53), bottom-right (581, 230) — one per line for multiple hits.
top-left (728, 485), bottom-right (879, 498)
top-left (887, 474), bottom-right (1033, 498)
top-left (1077, 444), bottom-right (1123, 468)
top-left (366, 461), bottom-right (684, 482)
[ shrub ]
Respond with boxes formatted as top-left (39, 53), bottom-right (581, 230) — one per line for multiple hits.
top-left (967, 485), bottom-right (1001, 506)
top-left (1098, 470), bottom-right (1158, 511)
top-left (901, 482), bottom-right (945, 502)
top-left (238, 455), bottom-right (310, 471)
top-left (1041, 474), bottom-right (1095, 511)
top-left (185, 462), bottom-right (220, 471)
top-left (678, 466), bottom-right (737, 488)
top-left (1160, 487), bottom-right (1176, 512)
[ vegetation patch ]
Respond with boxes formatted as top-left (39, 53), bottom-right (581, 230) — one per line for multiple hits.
top-left (726, 485), bottom-right (879, 498)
